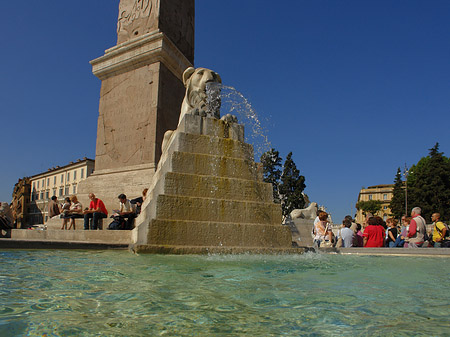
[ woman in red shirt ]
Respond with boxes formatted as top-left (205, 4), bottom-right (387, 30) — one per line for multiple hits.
top-left (363, 216), bottom-right (385, 247)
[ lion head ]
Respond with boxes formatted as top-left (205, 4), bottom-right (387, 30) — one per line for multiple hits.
top-left (179, 67), bottom-right (222, 125)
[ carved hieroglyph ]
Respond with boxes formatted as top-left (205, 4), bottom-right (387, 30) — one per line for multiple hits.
top-left (117, 0), bottom-right (157, 44)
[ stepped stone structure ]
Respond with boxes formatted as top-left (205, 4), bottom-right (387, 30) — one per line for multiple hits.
top-left (130, 114), bottom-right (293, 253)
top-left (77, 0), bottom-right (194, 210)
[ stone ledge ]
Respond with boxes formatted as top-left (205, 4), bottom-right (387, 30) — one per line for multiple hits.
top-left (130, 244), bottom-right (305, 255)
top-left (0, 239), bottom-right (128, 250)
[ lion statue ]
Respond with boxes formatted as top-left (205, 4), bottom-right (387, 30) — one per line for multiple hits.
top-left (290, 202), bottom-right (318, 220)
top-left (179, 67), bottom-right (222, 124)
top-left (162, 66), bottom-right (237, 154)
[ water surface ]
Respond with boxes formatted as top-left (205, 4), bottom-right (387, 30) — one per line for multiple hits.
top-left (1, 250), bottom-right (449, 336)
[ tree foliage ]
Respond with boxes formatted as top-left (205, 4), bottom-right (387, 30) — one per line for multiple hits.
top-left (279, 152), bottom-right (306, 218)
top-left (406, 143), bottom-right (450, 221)
top-left (356, 200), bottom-right (382, 215)
top-left (389, 167), bottom-right (405, 219)
top-left (260, 149), bottom-right (282, 203)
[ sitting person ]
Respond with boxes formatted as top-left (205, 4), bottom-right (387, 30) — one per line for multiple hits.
top-left (113, 194), bottom-right (136, 230)
top-left (404, 207), bottom-right (426, 248)
top-left (83, 193), bottom-right (108, 230)
top-left (394, 216), bottom-right (410, 247)
top-left (313, 211), bottom-right (333, 247)
top-left (339, 219), bottom-right (355, 247)
top-left (48, 196), bottom-right (61, 219)
top-left (354, 223), bottom-right (364, 247)
top-left (385, 218), bottom-right (398, 247)
top-left (60, 197), bottom-right (72, 230)
top-left (363, 216), bottom-right (385, 247)
top-left (130, 188), bottom-right (148, 215)
top-left (63, 195), bottom-right (83, 230)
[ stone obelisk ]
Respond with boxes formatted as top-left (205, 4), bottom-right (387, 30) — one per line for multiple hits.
top-left (78, 0), bottom-right (194, 210)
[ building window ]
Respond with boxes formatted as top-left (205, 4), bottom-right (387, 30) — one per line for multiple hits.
top-left (67, 172), bottom-right (70, 181)
top-left (383, 206), bottom-right (388, 210)
top-left (46, 191), bottom-right (49, 199)
top-left (40, 192), bottom-right (44, 200)
top-left (47, 178), bottom-right (50, 186)
top-left (59, 188), bottom-right (63, 196)
top-left (42, 179), bottom-right (45, 187)
top-left (61, 174), bottom-right (64, 183)
top-left (65, 186), bottom-right (69, 195)
top-left (54, 176), bottom-right (56, 185)
top-left (383, 194), bottom-right (387, 200)
top-left (369, 195), bottom-right (373, 200)
top-left (81, 168), bottom-right (84, 179)
top-left (33, 182), bottom-right (36, 190)
top-left (73, 185), bottom-right (77, 194)
top-left (74, 170), bottom-right (77, 180)
top-left (53, 189), bottom-right (57, 197)
top-left (37, 181), bottom-right (39, 189)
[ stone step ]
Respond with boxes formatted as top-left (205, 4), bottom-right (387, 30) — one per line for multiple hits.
top-left (154, 194), bottom-right (281, 225)
top-left (163, 172), bottom-right (273, 202)
top-left (169, 132), bottom-right (254, 160)
top-left (145, 219), bottom-right (292, 248)
top-left (170, 151), bottom-right (260, 180)
top-left (11, 229), bottom-right (132, 244)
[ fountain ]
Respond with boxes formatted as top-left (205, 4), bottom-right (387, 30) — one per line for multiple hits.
top-left (130, 67), bottom-right (294, 254)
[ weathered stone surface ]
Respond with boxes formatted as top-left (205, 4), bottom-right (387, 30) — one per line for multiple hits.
top-left (78, 0), bottom-right (195, 213)
top-left (163, 172), bottom-right (273, 202)
top-left (117, 0), bottom-right (194, 64)
top-left (145, 219), bottom-right (292, 247)
top-left (11, 229), bottom-right (131, 245)
top-left (132, 115), bottom-right (292, 250)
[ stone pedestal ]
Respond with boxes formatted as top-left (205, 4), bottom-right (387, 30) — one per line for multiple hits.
top-left (286, 218), bottom-right (315, 247)
top-left (77, 0), bottom-right (195, 211)
top-left (130, 115), bottom-right (293, 253)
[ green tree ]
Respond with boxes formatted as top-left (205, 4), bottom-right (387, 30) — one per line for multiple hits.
top-left (356, 200), bottom-right (382, 216)
top-left (389, 167), bottom-right (405, 219)
top-left (407, 143), bottom-right (450, 221)
top-left (260, 149), bottom-right (282, 203)
top-left (279, 152), bottom-right (306, 218)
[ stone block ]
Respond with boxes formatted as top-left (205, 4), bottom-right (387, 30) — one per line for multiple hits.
top-left (11, 229), bottom-right (132, 244)
top-left (155, 195), bottom-right (281, 225)
top-left (163, 172), bottom-right (273, 202)
top-left (146, 219), bottom-right (292, 248)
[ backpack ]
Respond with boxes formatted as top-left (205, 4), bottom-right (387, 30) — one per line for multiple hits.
top-left (107, 216), bottom-right (126, 230)
top-left (435, 222), bottom-right (450, 239)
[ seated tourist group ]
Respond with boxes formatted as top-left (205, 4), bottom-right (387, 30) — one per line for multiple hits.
top-left (48, 189), bottom-right (148, 231)
top-left (313, 207), bottom-right (449, 249)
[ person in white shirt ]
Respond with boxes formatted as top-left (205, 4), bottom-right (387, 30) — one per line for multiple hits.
top-left (116, 193), bottom-right (136, 229)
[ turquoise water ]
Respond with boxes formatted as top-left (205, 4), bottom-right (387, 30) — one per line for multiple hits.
top-left (1, 251), bottom-right (449, 336)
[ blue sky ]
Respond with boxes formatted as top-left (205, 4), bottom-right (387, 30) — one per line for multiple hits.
top-left (2, 1), bottom-right (449, 223)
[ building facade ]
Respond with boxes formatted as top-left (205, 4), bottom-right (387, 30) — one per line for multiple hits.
top-left (28, 158), bottom-right (95, 225)
top-left (356, 184), bottom-right (394, 224)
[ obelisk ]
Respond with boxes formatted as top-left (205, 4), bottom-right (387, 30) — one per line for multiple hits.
top-left (78, 0), bottom-right (194, 210)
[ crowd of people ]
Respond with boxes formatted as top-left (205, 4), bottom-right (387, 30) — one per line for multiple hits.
top-left (313, 207), bottom-right (449, 248)
top-left (48, 189), bottom-right (148, 230)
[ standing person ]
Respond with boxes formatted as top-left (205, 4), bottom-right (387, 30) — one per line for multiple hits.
top-left (385, 218), bottom-right (398, 247)
top-left (404, 207), bottom-right (426, 248)
top-left (116, 194), bottom-right (136, 229)
top-left (363, 216), bottom-right (385, 247)
top-left (431, 213), bottom-right (447, 248)
top-left (313, 211), bottom-right (333, 247)
top-left (48, 196), bottom-right (60, 219)
top-left (83, 193), bottom-right (108, 230)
